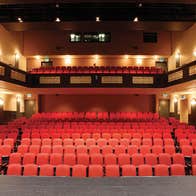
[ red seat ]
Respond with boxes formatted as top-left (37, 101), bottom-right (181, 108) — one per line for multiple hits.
top-left (170, 164), bottom-right (185, 176)
top-left (7, 164), bottom-right (21, 176)
top-left (72, 164), bottom-right (87, 177)
top-left (75, 139), bottom-right (84, 146)
top-left (37, 153), bottom-right (49, 165)
top-left (86, 139), bottom-right (96, 147)
top-left (53, 145), bottom-right (63, 154)
top-left (138, 164), bottom-right (152, 176)
top-left (18, 145), bottom-right (29, 156)
top-left (50, 153), bottom-right (62, 165)
top-left (23, 153), bottom-right (36, 165)
top-left (105, 165), bottom-right (119, 177)
top-left (9, 153), bottom-right (21, 164)
top-left (118, 153), bottom-right (130, 166)
top-left (0, 145), bottom-right (12, 156)
top-left (140, 145), bottom-right (151, 155)
top-left (104, 154), bottom-right (117, 165)
top-left (121, 165), bottom-right (136, 176)
top-left (88, 164), bottom-right (103, 177)
top-left (64, 145), bottom-right (75, 154)
top-left (145, 153), bottom-right (157, 166)
top-left (114, 145), bottom-right (126, 155)
top-left (159, 153), bottom-right (171, 165)
top-left (56, 164), bottom-right (70, 176)
top-left (102, 145), bottom-right (113, 155)
top-left (164, 145), bottom-right (175, 155)
top-left (53, 139), bottom-right (62, 146)
top-left (21, 138), bottom-right (31, 146)
top-left (32, 138), bottom-right (41, 146)
top-left (23, 164), bottom-right (38, 176)
top-left (41, 145), bottom-right (51, 154)
top-left (172, 153), bottom-right (185, 165)
top-left (131, 153), bottom-right (144, 166)
top-left (77, 153), bottom-right (89, 166)
top-left (152, 145), bottom-right (163, 155)
top-left (39, 164), bottom-right (54, 176)
top-left (90, 153), bottom-right (103, 165)
top-left (63, 153), bottom-right (76, 166)
top-left (127, 145), bottom-right (138, 155)
top-left (153, 139), bottom-right (163, 146)
top-left (181, 145), bottom-right (193, 157)
top-left (76, 145), bottom-right (87, 154)
top-left (4, 138), bottom-right (14, 147)
top-left (154, 164), bottom-right (169, 176)
top-left (97, 139), bottom-right (107, 147)
top-left (89, 145), bottom-right (100, 155)
top-left (192, 165), bottom-right (196, 176)
top-left (63, 139), bottom-right (73, 146)
top-left (108, 139), bottom-right (119, 148)
top-left (42, 138), bottom-right (52, 146)
top-left (29, 145), bottom-right (40, 155)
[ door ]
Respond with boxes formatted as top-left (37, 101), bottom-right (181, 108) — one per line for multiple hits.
top-left (25, 100), bottom-right (36, 118)
top-left (159, 99), bottom-right (170, 118)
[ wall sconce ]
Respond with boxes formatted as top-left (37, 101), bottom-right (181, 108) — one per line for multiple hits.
top-left (65, 55), bottom-right (71, 65)
top-left (193, 50), bottom-right (196, 57)
top-left (16, 95), bottom-right (21, 102)
top-left (191, 98), bottom-right (196, 105)
top-left (35, 55), bottom-right (40, 60)
top-left (0, 97), bottom-right (4, 106)
top-left (174, 96), bottom-right (178, 103)
top-left (15, 52), bottom-right (20, 68)
top-left (136, 58), bottom-right (142, 65)
top-left (124, 55), bottom-right (129, 60)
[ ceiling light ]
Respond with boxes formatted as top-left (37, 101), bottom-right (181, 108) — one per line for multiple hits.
top-left (96, 17), bottom-right (100, 22)
top-left (55, 17), bottom-right (61, 23)
top-left (56, 4), bottom-right (59, 8)
top-left (133, 17), bottom-right (139, 22)
top-left (18, 17), bottom-right (23, 23)
top-left (138, 3), bottom-right (143, 7)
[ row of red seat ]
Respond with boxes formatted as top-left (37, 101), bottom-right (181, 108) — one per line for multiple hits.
top-left (29, 66), bottom-right (164, 75)
top-left (16, 144), bottom-right (178, 156)
top-left (7, 164), bottom-right (192, 176)
top-left (7, 152), bottom-right (193, 166)
top-left (20, 138), bottom-right (174, 146)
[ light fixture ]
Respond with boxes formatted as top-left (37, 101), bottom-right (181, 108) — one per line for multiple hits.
top-left (55, 17), bottom-right (61, 23)
top-left (154, 55), bottom-right (158, 60)
top-left (180, 95), bottom-right (186, 100)
top-left (162, 93), bottom-right (168, 98)
top-left (96, 17), bottom-right (100, 22)
top-left (138, 3), bottom-right (143, 7)
top-left (191, 98), bottom-right (196, 105)
top-left (133, 17), bottom-right (139, 22)
top-left (16, 95), bottom-right (21, 102)
top-left (125, 55), bottom-right (129, 59)
top-left (0, 98), bottom-right (4, 106)
top-left (136, 57), bottom-right (142, 65)
top-left (175, 52), bottom-right (181, 59)
top-left (15, 53), bottom-right (20, 60)
top-left (35, 55), bottom-right (40, 60)
top-left (193, 50), bottom-right (196, 57)
top-left (18, 17), bottom-right (23, 23)
top-left (26, 93), bottom-right (32, 98)
top-left (174, 96), bottom-right (178, 103)
top-left (94, 55), bottom-right (99, 60)
top-left (65, 55), bottom-right (71, 65)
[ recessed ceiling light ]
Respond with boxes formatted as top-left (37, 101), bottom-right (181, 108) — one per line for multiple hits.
top-left (96, 17), bottom-right (100, 22)
top-left (55, 17), bottom-right (61, 22)
top-left (133, 17), bottom-right (139, 22)
top-left (138, 3), bottom-right (143, 8)
top-left (18, 17), bottom-right (23, 23)
top-left (56, 4), bottom-right (59, 8)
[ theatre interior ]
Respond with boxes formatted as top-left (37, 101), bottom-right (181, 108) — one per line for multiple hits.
top-left (0, 1), bottom-right (196, 195)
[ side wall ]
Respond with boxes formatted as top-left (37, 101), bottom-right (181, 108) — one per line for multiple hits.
top-left (168, 23), bottom-right (196, 71)
top-left (39, 94), bottom-right (155, 113)
top-left (0, 25), bottom-right (26, 71)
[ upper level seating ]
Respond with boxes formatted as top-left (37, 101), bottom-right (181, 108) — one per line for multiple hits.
top-left (29, 66), bottom-right (164, 75)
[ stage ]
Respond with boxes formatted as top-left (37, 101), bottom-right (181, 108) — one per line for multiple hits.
top-left (0, 176), bottom-right (195, 196)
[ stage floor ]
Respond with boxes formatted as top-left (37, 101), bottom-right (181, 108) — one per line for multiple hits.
top-left (0, 176), bottom-right (195, 196)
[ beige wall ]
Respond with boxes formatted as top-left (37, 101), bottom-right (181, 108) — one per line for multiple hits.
top-left (0, 25), bottom-right (26, 71)
top-left (23, 30), bottom-right (171, 56)
top-left (168, 23), bottom-right (196, 71)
